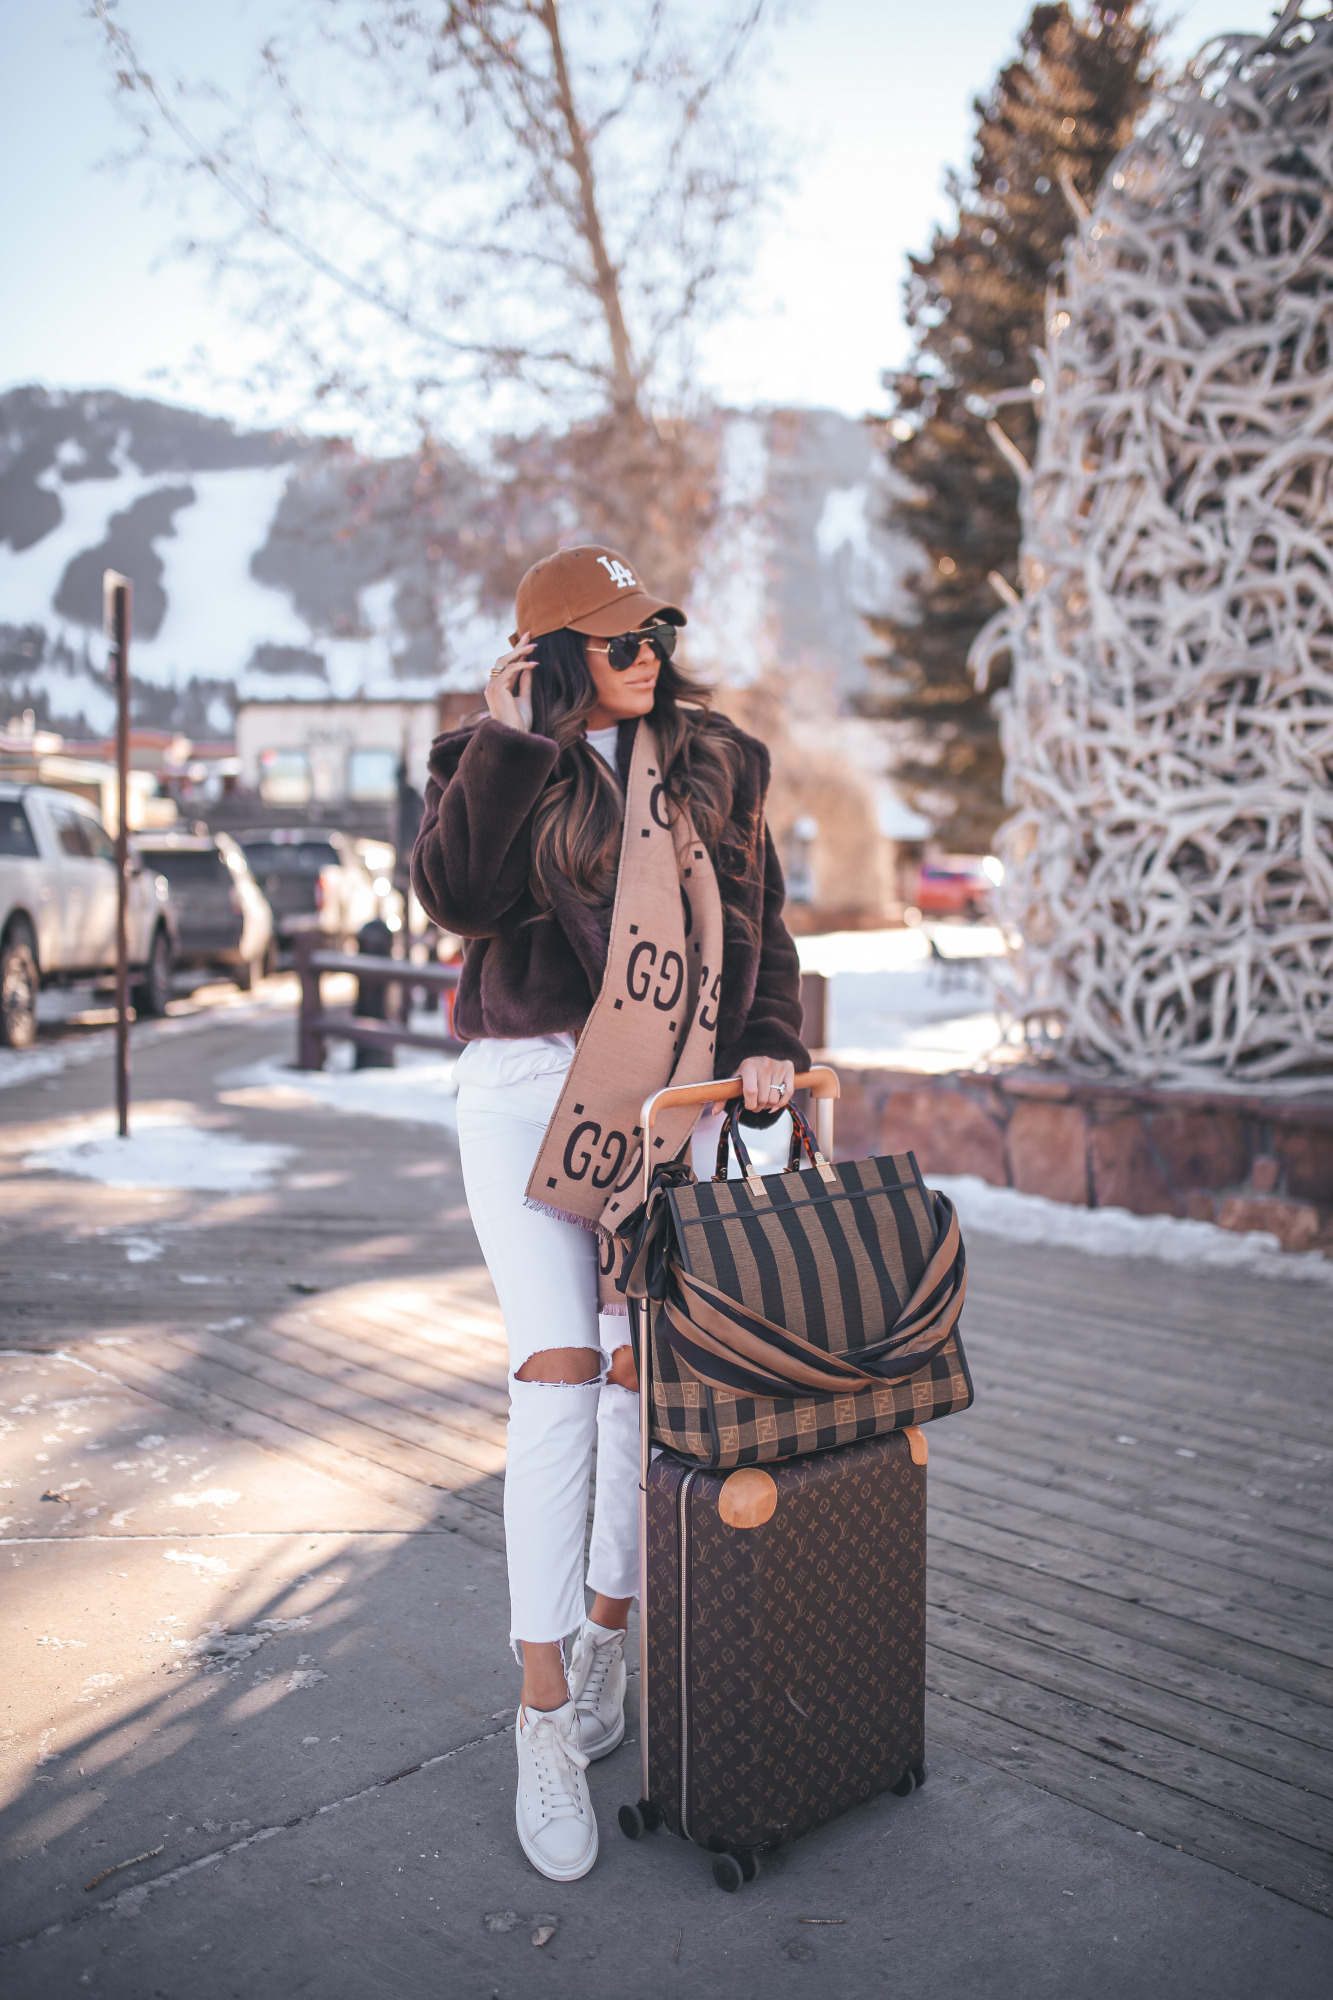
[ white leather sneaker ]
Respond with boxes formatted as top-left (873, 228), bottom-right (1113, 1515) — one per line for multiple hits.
top-left (567, 1620), bottom-right (627, 1761)
top-left (514, 1699), bottom-right (598, 1882)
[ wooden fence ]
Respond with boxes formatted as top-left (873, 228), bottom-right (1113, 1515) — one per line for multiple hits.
top-left (294, 932), bottom-right (462, 1071)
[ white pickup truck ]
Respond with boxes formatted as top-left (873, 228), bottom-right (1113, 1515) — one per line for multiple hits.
top-left (0, 782), bottom-right (177, 1049)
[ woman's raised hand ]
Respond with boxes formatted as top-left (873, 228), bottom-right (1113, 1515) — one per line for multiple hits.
top-left (739, 1056), bottom-right (796, 1115)
top-left (486, 633), bottom-right (536, 732)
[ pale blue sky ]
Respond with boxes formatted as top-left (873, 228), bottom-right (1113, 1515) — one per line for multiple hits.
top-left (0, 0), bottom-right (1280, 446)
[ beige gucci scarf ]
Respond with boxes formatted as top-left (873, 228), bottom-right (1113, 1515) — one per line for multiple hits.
top-left (525, 720), bottom-right (726, 1306)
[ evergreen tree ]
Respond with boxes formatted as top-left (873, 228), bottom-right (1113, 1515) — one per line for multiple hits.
top-left (866, 3), bottom-right (1160, 852)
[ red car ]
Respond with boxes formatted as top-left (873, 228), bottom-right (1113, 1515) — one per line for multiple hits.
top-left (913, 855), bottom-right (997, 920)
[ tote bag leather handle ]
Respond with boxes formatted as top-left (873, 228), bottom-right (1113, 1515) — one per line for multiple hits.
top-left (640, 1066), bottom-right (839, 1204)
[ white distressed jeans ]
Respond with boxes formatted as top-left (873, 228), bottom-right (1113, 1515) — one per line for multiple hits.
top-left (456, 1063), bottom-right (721, 1652)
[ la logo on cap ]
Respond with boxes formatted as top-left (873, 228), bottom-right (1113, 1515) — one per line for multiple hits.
top-left (511, 542), bottom-right (686, 640)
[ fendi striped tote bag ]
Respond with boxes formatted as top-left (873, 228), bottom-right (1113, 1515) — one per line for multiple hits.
top-left (620, 1094), bottom-right (973, 1470)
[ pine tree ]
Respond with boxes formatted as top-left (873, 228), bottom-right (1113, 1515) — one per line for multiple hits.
top-left (865, 3), bottom-right (1160, 852)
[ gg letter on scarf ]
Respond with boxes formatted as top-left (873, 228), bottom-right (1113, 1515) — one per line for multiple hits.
top-left (525, 721), bottom-right (725, 1306)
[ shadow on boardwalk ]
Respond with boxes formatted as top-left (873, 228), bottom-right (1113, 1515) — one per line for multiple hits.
top-left (1, 1012), bottom-right (1330, 1993)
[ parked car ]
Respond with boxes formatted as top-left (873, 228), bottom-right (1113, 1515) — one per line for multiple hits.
top-left (134, 830), bottom-right (274, 991)
top-left (235, 829), bottom-right (380, 954)
top-left (913, 855), bottom-right (996, 921)
top-left (0, 783), bottom-right (176, 1049)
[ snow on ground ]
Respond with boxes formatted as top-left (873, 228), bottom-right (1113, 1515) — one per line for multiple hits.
top-left (798, 926), bottom-right (1007, 1072)
top-left (221, 1046), bottom-right (1329, 1282)
top-left (23, 1109), bottom-right (293, 1192)
top-left (219, 1045), bottom-right (460, 1131)
top-left (11, 931), bottom-right (1327, 1281)
top-left (938, 1174), bottom-right (1333, 1286)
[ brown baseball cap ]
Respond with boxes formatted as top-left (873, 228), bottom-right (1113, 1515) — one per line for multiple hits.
top-left (511, 544), bottom-right (685, 644)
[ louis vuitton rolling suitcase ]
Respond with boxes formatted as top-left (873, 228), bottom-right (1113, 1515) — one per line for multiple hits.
top-left (616, 1067), bottom-right (963, 1893)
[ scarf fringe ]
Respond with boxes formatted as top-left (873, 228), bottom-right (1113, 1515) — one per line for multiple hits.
top-left (522, 1194), bottom-right (601, 1233)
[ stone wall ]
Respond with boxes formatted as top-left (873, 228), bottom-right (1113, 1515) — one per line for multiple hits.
top-left (825, 1065), bottom-right (1333, 1254)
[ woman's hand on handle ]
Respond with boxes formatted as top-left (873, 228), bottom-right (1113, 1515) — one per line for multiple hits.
top-left (485, 633), bottom-right (536, 732)
top-left (739, 1056), bottom-right (796, 1115)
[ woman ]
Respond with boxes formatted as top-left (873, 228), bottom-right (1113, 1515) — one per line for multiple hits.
top-left (411, 543), bottom-right (807, 1882)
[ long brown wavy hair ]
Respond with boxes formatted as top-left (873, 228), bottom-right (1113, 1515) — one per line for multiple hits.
top-left (524, 627), bottom-right (743, 917)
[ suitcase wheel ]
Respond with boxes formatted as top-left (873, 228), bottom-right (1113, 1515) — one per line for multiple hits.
top-left (739, 1848), bottom-right (761, 1883)
top-left (890, 1768), bottom-right (916, 1797)
top-left (713, 1853), bottom-right (745, 1893)
top-left (913, 1762), bottom-right (928, 1788)
top-left (619, 1799), bottom-right (664, 1841)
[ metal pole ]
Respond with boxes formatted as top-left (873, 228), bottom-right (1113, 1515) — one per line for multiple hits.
top-left (103, 571), bottom-right (132, 1139)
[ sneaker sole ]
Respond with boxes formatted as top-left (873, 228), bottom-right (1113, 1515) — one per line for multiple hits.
top-left (578, 1708), bottom-right (626, 1762)
top-left (515, 1793), bottom-right (599, 1883)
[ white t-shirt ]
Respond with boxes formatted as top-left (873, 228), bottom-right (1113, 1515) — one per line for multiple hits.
top-left (453, 723), bottom-right (619, 1089)
top-left (584, 724), bottom-right (619, 769)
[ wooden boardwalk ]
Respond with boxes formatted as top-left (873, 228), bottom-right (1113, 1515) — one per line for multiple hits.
top-left (74, 1232), bottom-right (1333, 1916)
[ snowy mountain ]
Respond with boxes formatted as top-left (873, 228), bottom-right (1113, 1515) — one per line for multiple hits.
top-left (0, 385), bottom-right (913, 742)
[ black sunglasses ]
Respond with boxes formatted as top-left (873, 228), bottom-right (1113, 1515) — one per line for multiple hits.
top-left (590, 622), bottom-right (678, 671)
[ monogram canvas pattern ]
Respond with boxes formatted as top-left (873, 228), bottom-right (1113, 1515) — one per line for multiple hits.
top-left (644, 1431), bottom-right (926, 1851)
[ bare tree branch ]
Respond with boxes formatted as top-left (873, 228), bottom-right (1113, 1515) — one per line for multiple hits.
top-left (88, 0), bottom-right (778, 442)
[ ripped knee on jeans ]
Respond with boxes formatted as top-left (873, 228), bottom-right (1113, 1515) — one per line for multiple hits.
top-left (604, 1345), bottom-right (639, 1392)
top-left (514, 1347), bottom-right (600, 1385)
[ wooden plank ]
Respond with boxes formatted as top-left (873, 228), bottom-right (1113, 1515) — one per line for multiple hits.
top-left (927, 1584), bottom-right (1333, 1803)
top-left (955, 1381), bottom-right (1332, 1516)
top-left (931, 1439), bottom-right (1333, 1609)
top-left (962, 1345), bottom-right (1333, 1477)
top-left (313, 1011), bottom-right (463, 1055)
top-left (305, 1302), bottom-right (511, 1396)
top-left (928, 1512), bottom-right (1333, 1704)
top-left (926, 1646), bottom-right (1333, 1877)
top-left (967, 1234), bottom-right (1333, 1323)
top-left (928, 1552), bottom-right (1328, 1744)
top-left (233, 1314), bottom-right (512, 1432)
top-left (79, 1339), bottom-right (441, 1523)
top-left (925, 1692), bottom-right (1333, 1918)
top-left (928, 1560), bottom-right (1333, 1753)
top-left (105, 1330), bottom-right (498, 1496)
top-left (261, 1314), bottom-right (511, 1419)
top-left (959, 1307), bottom-right (1333, 1434)
top-left (165, 1327), bottom-right (508, 1480)
top-left (928, 1480), bottom-right (1320, 1632)
top-left (964, 1265), bottom-right (1333, 1369)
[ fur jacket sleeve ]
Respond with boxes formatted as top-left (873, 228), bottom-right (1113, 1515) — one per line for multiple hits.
top-left (411, 712), bottom-right (809, 1098)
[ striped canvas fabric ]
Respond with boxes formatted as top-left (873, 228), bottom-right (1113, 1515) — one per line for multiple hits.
top-left (645, 1150), bottom-right (973, 1468)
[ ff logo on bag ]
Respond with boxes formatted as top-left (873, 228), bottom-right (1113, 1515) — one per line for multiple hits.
top-left (597, 556), bottom-right (637, 590)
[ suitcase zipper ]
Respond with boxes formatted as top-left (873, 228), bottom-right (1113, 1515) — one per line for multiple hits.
top-left (677, 1465), bottom-right (699, 1842)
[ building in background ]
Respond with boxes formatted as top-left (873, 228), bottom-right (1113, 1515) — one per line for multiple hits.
top-left (0, 389), bottom-right (924, 926)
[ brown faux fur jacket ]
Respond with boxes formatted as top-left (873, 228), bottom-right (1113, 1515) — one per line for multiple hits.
top-left (411, 713), bottom-right (808, 1097)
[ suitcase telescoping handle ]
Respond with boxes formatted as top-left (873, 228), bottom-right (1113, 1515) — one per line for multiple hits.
top-left (632, 1065), bottom-right (839, 1814)
top-left (638, 1065), bottom-right (839, 1204)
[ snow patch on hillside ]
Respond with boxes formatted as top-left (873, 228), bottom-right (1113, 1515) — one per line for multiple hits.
top-left (688, 415), bottom-right (773, 685)
top-left (0, 447), bottom-right (161, 630)
top-left (132, 467), bottom-right (308, 685)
